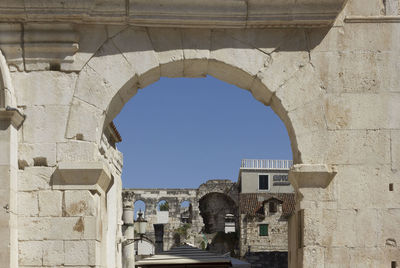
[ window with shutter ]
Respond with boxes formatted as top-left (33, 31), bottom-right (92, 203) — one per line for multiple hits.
top-left (259, 224), bottom-right (268, 236)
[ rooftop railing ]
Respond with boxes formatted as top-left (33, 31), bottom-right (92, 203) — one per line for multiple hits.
top-left (240, 159), bottom-right (293, 170)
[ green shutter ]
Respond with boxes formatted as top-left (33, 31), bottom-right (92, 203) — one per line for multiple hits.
top-left (259, 224), bottom-right (268, 236)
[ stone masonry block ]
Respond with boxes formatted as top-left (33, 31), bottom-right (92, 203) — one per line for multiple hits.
top-left (17, 192), bottom-right (38, 216)
top-left (56, 140), bottom-right (100, 163)
top-left (392, 130), bottom-right (400, 171)
top-left (65, 240), bottom-right (99, 266)
top-left (112, 27), bottom-right (160, 88)
top-left (64, 240), bottom-right (89, 266)
top-left (65, 97), bottom-right (105, 142)
top-left (326, 130), bottom-right (391, 165)
top-left (74, 64), bottom-right (117, 111)
top-left (18, 167), bottom-right (53, 192)
top-left (42, 240), bottom-right (64, 266)
top-left (18, 143), bottom-right (56, 167)
top-left (87, 39), bottom-right (135, 94)
top-left (22, 105), bottom-right (69, 143)
top-left (18, 241), bottom-right (42, 266)
top-left (182, 29), bottom-right (211, 77)
top-left (11, 71), bottom-right (76, 106)
top-left (18, 217), bottom-right (86, 240)
top-left (148, 28), bottom-right (184, 78)
top-left (38, 190), bottom-right (62, 217)
top-left (65, 190), bottom-right (97, 217)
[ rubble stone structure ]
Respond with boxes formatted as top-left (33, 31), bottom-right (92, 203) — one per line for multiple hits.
top-left (0, 0), bottom-right (399, 267)
top-left (124, 180), bottom-right (239, 253)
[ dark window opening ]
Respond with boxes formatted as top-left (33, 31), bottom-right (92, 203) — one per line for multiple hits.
top-left (389, 183), bottom-right (394, 191)
top-left (259, 224), bottom-right (268, 236)
top-left (269, 202), bottom-right (277, 213)
top-left (259, 175), bottom-right (269, 190)
top-left (392, 261), bottom-right (397, 268)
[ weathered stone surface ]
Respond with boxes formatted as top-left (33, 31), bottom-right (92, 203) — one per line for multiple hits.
top-left (38, 191), bottom-right (62, 217)
top-left (56, 141), bottom-right (99, 163)
top-left (12, 71), bottom-right (76, 106)
top-left (65, 97), bottom-right (105, 142)
top-left (42, 240), bottom-right (64, 266)
top-left (18, 241), bottom-right (42, 266)
top-left (0, 1), bottom-right (399, 267)
top-left (18, 217), bottom-right (90, 240)
top-left (18, 167), bottom-right (54, 192)
top-left (64, 190), bottom-right (97, 217)
top-left (112, 27), bottom-right (160, 88)
top-left (19, 143), bottom-right (56, 167)
top-left (22, 105), bottom-right (69, 143)
top-left (17, 192), bottom-right (38, 216)
top-left (64, 241), bottom-right (89, 266)
top-left (392, 130), bottom-right (400, 171)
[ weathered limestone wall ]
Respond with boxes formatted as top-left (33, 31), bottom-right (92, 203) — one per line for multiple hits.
top-left (0, 0), bottom-right (398, 266)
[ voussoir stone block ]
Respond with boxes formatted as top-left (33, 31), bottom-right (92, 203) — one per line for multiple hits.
top-left (74, 64), bottom-right (116, 111)
top-left (182, 29), bottom-right (211, 77)
top-left (148, 28), bottom-right (184, 78)
top-left (209, 30), bottom-right (270, 90)
top-left (65, 97), bottom-right (105, 142)
top-left (112, 27), bottom-right (160, 88)
top-left (87, 39), bottom-right (135, 95)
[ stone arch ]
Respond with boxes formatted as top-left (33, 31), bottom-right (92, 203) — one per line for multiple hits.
top-left (198, 192), bottom-right (238, 234)
top-left (0, 49), bottom-right (16, 108)
top-left (65, 27), bottom-right (328, 164)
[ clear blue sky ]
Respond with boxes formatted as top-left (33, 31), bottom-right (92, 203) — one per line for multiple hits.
top-left (114, 76), bottom-right (292, 189)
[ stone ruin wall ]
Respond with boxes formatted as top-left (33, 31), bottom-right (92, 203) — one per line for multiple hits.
top-left (124, 180), bottom-right (239, 252)
top-left (0, 0), bottom-right (398, 267)
top-left (126, 188), bottom-right (204, 251)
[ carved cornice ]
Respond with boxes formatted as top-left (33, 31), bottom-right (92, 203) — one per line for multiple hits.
top-left (288, 164), bottom-right (337, 189)
top-left (345, 16), bottom-right (400, 23)
top-left (0, 0), bottom-right (347, 28)
top-left (52, 161), bottom-right (112, 194)
top-left (0, 23), bottom-right (78, 71)
top-left (0, 107), bottom-right (25, 128)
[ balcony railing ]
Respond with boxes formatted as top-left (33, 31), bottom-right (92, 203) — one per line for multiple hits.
top-left (240, 159), bottom-right (293, 170)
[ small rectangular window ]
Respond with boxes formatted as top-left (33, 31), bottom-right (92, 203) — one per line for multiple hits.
top-left (269, 202), bottom-right (277, 213)
top-left (259, 224), bottom-right (268, 236)
top-left (259, 175), bottom-right (269, 190)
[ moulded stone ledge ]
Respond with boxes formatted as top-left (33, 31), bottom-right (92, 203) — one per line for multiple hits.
top-left (0, 107), bottom-right (25, 129)
top-left (52, 161), bottom-right (111, 194)
top-left (289, 164), bottom-right (337, 189)
top-left (0, 0), bottom-right (347, 28)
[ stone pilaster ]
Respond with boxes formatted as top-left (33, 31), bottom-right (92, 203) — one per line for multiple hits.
top-left (0, 108), bottom-right (24, 268)
top-left (288, 164), bottom-right (337, 268)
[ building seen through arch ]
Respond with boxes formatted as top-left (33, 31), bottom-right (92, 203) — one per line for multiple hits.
top-left (123, 158), bottom-right (294, 267)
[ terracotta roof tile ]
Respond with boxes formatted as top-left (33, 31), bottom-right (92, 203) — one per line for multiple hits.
top-left (239, 193), bottom-right (295, 218)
